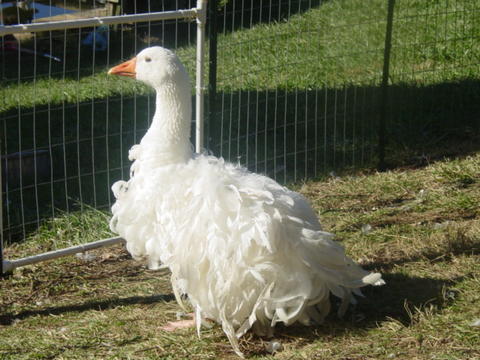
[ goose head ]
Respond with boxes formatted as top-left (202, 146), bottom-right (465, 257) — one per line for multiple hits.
top-left (109, 46), bottom-right (193, 163)
top-left (108, 46), bottom-right (190, 91)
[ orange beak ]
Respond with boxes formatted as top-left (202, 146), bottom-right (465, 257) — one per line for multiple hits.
top-left (108, 57), bottom-right (137, 78)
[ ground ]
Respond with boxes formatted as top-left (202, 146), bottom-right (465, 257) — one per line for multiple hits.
top-left (1, 154), bottom-right (479, 359)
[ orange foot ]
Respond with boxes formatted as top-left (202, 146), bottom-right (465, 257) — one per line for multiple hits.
top-left (161, 313), bottom-right (196, 331)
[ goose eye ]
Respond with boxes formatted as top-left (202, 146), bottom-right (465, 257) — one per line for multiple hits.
top-left (145, 57), bottom-right (152, 63)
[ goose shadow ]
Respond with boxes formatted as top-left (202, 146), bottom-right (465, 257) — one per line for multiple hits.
top-left (239, 272), bottom-right (466, 357)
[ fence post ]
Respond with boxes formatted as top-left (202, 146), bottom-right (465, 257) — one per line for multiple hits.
top-left (207, 0), bottom-right (218, 150)
top-left (378, 0), bottom-right (396, 171)
top-left (195, 0), bottom-right (208, 153)
top-left (0, 133), bottom-right (3, 276)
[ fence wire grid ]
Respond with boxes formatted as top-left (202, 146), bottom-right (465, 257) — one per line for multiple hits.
top-left (1, 0), bottom-right (479, 251)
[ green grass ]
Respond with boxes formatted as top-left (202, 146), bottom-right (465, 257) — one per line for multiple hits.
top-left (0, 73), bottom-right (151, 113)
top-left (1, 154), bottom-right (479, 359)
top-left (1, 0), bottom-right (478, 112)
top-left (216, 0), bottom-right (479, 90)
top-left (7, 205), bottom-right (113, 256)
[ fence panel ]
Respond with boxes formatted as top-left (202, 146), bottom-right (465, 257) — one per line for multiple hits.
top-left (385, 0), bottom-right (480, 162)
top-left (207, 0), bottom-right (388, 183)
top-left (207, 0), bottom-right (480, 181)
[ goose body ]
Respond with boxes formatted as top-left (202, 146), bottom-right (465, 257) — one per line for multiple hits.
top-left (109, 47), bottom-right (384, 356)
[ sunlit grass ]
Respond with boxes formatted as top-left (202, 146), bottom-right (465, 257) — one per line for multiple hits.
top-left (1, 0), bottom-right (478, 112)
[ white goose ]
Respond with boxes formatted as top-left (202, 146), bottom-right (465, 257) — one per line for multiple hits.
top-left (108, 46), bottom-right (384, 357)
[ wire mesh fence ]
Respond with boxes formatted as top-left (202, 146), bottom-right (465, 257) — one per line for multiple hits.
top-left (208, 0), bottom-right (387, 183)
top-left (385, 0), bottom-right (480, 154)
top-left (208, 0), bottom-right (480, 183)
top-left (1, 0), bottom-right (479, 254)
top-left (0, 0), bottom-right (200, 244)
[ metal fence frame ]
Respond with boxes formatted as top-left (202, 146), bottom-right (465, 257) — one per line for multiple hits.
top-left (0, 0), bottom-right (208, 275)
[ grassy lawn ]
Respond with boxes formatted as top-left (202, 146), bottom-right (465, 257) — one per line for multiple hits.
top-left (1, 0), bottom-right (478, 112)
top-left (1, 154), bottom-right (479, 359)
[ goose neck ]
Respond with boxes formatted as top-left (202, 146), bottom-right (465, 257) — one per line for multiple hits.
top-left (139, 84), bottom-right (192, 163)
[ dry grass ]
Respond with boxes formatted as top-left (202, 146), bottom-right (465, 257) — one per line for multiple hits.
top-left (1, 154), bottom-right (480, 359)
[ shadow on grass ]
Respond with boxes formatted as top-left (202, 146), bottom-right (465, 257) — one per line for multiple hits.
top-left (242, 231), bottom-right (480, 356)
top-left (240, 273), bottom-right (465, 357)
top-left (0, 293), bottom-right (175, 326)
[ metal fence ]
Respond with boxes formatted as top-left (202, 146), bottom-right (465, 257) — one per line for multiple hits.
top-left (207, 0), bottom-right (479, 183)
top-left (0, 0), bottom-right (208, 273)
top-left (208, 0), bottom-right (385, 183)
top-left (1, 0), bottom-right (479, 274)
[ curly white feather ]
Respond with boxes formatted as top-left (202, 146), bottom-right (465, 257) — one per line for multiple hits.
top-left (111, 153), bottom-right (383, 352)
